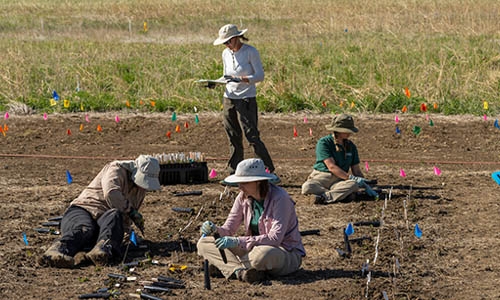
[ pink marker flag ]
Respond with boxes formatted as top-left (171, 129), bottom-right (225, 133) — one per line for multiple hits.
top-left (4, 112), bottom-right (9, 120)
top-left (400, 168), bottom-right (407, 177)
top-left (309, 128), bottom-right (313, 136)
top-left (115, 115), bottom-right (120, 123)
top-left (433, 166), bottom-right (441, 176)
top-left (209, 168), bottom-right (217, 179)
top-left (365, 161), bottom-right (370, 172)
top-left (394, 115), bottom-right (399, 123)
top-left (43, 113), bottom-right (48, 120)
top-left (303, 116), bottom-right (308, 123)
top-left (483, 114), bottom-right (487, 121)
top-left (425, 114), bottom-right (429, 121)
top-left (85, 114), bottom-right (90, 123)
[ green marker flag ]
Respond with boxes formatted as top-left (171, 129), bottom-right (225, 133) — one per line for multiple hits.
top-left (429, 119), bottom-right (434, 126)
top-left (413, 126), bottom-right (421, 135)
top-left (195, 114), bottom-right (199, 124)
top-left (171, 112), bottom-right (177, 121)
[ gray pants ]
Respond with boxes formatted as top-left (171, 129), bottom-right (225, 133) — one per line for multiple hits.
top-left (301, 169), bottom-right (359, 203)
top-left (223, 97), bottom-right (275, 173)
top-left (197, 236), bottom-right (302, 279)
top-left (60, 206), bottom-right (124, 257)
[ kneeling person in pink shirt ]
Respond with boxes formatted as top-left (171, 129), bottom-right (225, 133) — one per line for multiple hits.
top-left (197, 158), bottom-right (305, 283)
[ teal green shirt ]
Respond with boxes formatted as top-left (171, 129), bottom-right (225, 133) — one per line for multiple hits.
top-left (313, 135), bottom-right (360, 172)
top-left (250, 199), bottom-right (264, 236)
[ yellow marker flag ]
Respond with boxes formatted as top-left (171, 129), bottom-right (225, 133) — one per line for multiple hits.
top-left (126, 100), bottom-right (130, 107)
top-left (50, 99), bottom-right (57, 106)
top-left (143, 21), bottom-right (148, 32)
top-left (339, 101), bottom-right (344, 107)
top-left (484, 101), bottom-right (489, 110)
top-left (80, 103), bottom-right (84, 111)
top-left (350, 101), bottom-right (355, 109)
top-left (79, 124), bottom-right (84, 131)
top-left (63, 99), bottom-right (70, 108)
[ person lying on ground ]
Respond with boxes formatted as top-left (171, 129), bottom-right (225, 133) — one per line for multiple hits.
top-left (38, 155), bottom-right (161, 268)
top-left (301, 114), bottom-right (375, 204)
top-left (197, 158), bottom-right (305, 284)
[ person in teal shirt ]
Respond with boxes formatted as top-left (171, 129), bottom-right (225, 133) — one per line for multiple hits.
top-left (301, 114), bottom-right (368, 204)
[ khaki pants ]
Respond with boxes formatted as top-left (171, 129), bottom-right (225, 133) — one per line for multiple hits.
top-left (301, 169), bottom-right (359, 203)
top-left (197, 236), bottom-right (302, 279)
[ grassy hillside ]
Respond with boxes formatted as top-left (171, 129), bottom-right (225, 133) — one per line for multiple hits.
top-left (1, 0), bottom-right (499, 115)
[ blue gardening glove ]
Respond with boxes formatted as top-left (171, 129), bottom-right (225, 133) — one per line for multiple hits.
top-left (362, 182), bottom-right (379, 198)
top-left (201, 221), bottom-right (217, 236)
top-left (214, 236), bottom-right (239, 249)
top-left (349, 175), bottom-right (367, 187)
top-left (224, 75), bottom-right (241, 83)
top-left (129, 209), bottom-right (144, 234)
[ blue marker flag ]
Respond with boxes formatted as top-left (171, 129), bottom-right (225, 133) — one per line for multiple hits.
top-left (52, 90), bottom-right (60, 101)
top-left (494, 119), bottom-right (500, 129)
top-left (345, 222), bottom-right (354, 236)
top-left (395, 126), bottom-right (401, 134)
top-left (66, 170), bottom-right (73, 184)
top-left (130, 230), bottom-right (137, 246)
top-left (492, 171), bottom-right (500, 185)
top-left (23, 232), bottom-right (28, 245)
top-left (414, 223), bottom-right (422, 238)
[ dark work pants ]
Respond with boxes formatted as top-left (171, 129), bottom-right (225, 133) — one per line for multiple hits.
top-left (223, 97), bottom-right (275, 173)
top-left (60, 206), bottom-right (124, 257)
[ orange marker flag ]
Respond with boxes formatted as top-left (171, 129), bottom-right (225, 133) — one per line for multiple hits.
top-left (97, 124), bottom-right (102, 132)
top-left (293, 126), bottom-right (298, 137)
top-left (0, 126), bottom-right (5, 137)
top-left (184, 121), bottom-right (189, 128)
top-left (322, 101), bottom-right (327, 108)
top-left (79, 124), bottom-right (84, 131)
top-left (402, 105), bottom-right (408, 113)
top-left (126, 100), bottom-right (131, 107)
top-left (339, 101), bottom-right (344, 107)
top-left (350, 101), bottom-right (355, 109)
top-left (420, 103), bottom-right (427, 112)
top-left (404, 87), bottom-right (411, 98)
top-left (166, 131), bottom-right (172, 138)
top-left (433, 102), bottom-right (438, 110)
top-left (150, 100), bottom-right (156, 107)
top-left (175, 125), bottom-right (181, 133)
top-left (139, 100), bottom-right (144, 106)
top-left (67, 129), bottom-right (72, 135)
top-left (4, 124), bottom-right (8, 132)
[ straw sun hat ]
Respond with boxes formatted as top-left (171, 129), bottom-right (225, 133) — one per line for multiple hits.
top-left (224, 158), bottom-right (278, 183)
top-left (213, 24), bottom-right (248, 45)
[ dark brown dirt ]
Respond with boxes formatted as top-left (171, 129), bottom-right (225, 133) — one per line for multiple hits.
top-left (1, 112), bottom-right (499, 300)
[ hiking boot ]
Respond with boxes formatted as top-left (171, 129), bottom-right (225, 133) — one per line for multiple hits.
top-left (237, 268), bottom-right (266, 284)
top-left (86, 240), bottom-right (112, 266)
top-left (314, 193), bottom-right (328, 205)
top-left (38, 241), bottom-right (74, 268)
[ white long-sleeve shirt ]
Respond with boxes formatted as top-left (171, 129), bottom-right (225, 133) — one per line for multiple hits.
top-left (221, 44), bottom-right (264, 99)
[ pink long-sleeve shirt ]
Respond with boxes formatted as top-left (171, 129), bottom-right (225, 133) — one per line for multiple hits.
top-left (217, 184), bottom-right (306, 256)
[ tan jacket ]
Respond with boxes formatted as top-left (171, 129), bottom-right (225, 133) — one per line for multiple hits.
top-left (69, 161), bottom-right (146, 230)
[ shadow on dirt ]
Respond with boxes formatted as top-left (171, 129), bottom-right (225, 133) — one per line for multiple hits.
top-left (276, 268), bottom-right (391, 285)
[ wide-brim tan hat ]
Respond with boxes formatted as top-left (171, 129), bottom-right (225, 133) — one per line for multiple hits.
top-left (213, 24), bottom-right (248, 45)
top-left (325, 114), bottom-right (359, 133)
top-left (224, 158), bottom-right (278, 183)
top-left (132, 155), bottom-right (161, 191)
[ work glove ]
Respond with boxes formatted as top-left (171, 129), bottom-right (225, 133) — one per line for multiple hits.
top-left (201, 221), bottom-right (217, 236)
top-left (364, 184), bottom-right (379, 198)
top-left (224, 75), bottom-right (241, 83)
top-left (214, 236), bottom-right (239, 249)
top-left (348, 175), bottom-right (367, 187)
top-left (129, 209), bottom-right (144, 234)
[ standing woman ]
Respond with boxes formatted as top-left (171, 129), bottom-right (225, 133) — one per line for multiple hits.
top-left (213, 24), bottom-right (276, 176)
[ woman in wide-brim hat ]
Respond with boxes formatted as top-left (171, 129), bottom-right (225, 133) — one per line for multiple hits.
top-left (301, 114), bottom-right (373, 204)
top-left (212, 24), bottom-right (276, 178)
top-left (197, 158), bottom-right (305, 284)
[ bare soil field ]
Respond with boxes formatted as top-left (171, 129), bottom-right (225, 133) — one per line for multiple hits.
top-left (1, 112), bottom-right (499, 300)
